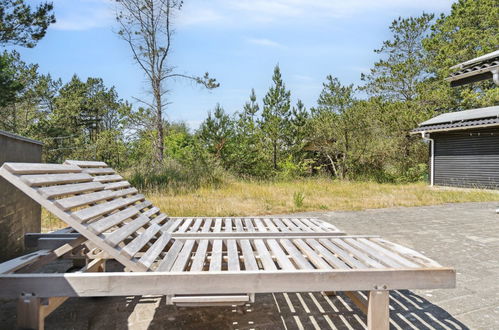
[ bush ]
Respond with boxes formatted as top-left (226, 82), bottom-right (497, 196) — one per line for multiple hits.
top-left (127, 157), bottom-right (228, 194)
top-left (293, 191), bottom-right (305, 208)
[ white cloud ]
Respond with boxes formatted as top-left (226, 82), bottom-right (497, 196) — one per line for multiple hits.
top-left (51, 0), bottom-right (115, 31)
top-left (248, 38), bottom-right (283, 48)
top-left (227, 0), bottom-right (451, 21)
top-left (293, 74), bottom-right (314, 81)
top-left (163, 0), bottom-right (453, 30)
top-left (176, 8), bottom-right (223, 26)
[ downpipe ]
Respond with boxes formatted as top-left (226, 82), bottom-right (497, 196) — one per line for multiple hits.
top-left (492, 68), bottom-right (499, 86)
top-left (420, 132), bottom-right (434, 186)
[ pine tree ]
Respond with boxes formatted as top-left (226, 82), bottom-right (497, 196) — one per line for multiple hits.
top-left (289, 99), bottom-right (309, 158)
top-left (198, 104), bottom-right (234, 163)
top-left (259, 65), bottom-right (291, 170)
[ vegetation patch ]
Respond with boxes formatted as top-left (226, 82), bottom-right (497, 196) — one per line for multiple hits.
top-left (42, 180), bottom-right (499, 232)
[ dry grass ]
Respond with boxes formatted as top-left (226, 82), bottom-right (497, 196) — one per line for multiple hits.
top-left (42, 179), bottom-right (499, 231)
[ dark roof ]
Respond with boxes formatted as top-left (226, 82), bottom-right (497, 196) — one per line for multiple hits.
top-left (0, 129), bottom-right (43, 145)
top-left (411, 105), bottom-right (499, 134)
top-left (445, 50), bottom-right (499, 87)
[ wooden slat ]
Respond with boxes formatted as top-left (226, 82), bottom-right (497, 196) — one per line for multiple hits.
top-left (272, 218), bottom-right (290, 232)
top-left (170, 240), bottom-right (196, 272)
top-left (142, 207), bottom-right (160, 219)
top-left (82, 168), bottom-right (115, 175)
top-left (213, 219), bottom-right (222, 232)
top-left (293, 239), bottom-right (332, 270)
top-left (64, 160), bottom-right (107, 168)
top-left (373, 238), bottom-right (442, 268)
top-left (253, 240), bottom-right (277, 270)
top-left (226, 239), bottom-right (240, 271)
top-left (21, 173), bottom-right (93, 187)
top-left (104, 215), bottom-right (150, 247)
top-left (104, 181), bottom-right (131, 190)
top-left (332, 239), bottom-right (385, 268)
top-left (93, 174), bottom-right (122, 183)
top-left (345, 238), bottom-right (403, 268)
top-left (306, 239), bottom-right (349, 269)
top-left (72, 195), bottom-right (144, 222)
top-left (317, 220), bottom-right (343, 233)
top-left (87, 207), bottom-right (139, 234)
top-left (37, 182), bottom-right (103, 198)
top-left (209, 240), bottom-right (223, 271)
top-left (164, 219), bottom-right (183, 233)
top-left (254, 218), bottom-right (267, 232)
top-left (200, 218), bottom-right (212, 233)
top-left (280, 239), bottom-right (314, 270)
top-left (156, 240), bottom-right (184, 272)
top-left (114, 188), bottom-right (138, 198)
top-left (54, 190), bottom-right (117, 210)
top-left (262, 218), bottom-right (279, 232)
top-left (266, 239), bottom-right (295, 270)
top-left (319, 239), bottom-right (368, 269)
top-left (300, 218), bottom-right (325, 232)
top-left (139, 233), bottom-right (172, 269)
top-left (234, 218), bottom-right (244, 232)
top-left (3, 163), bottom-right (81, 174)
top-left (121, 223), bottom-right (163, 258)
top-left (190, 240), bottom-right (209, 271)
top-left (171, 295), bottom-right (250, 304)
top-left (133, 200), bottom-right (152, 212)
top-left (189, 218), bottom-right (203, 232)
top-left (224, 218), bottom-right (232, 232)
top-left (240, 240), bottom-right (258, 271)
top-left (151, 214), bottom-right (168, 225)
top-left (243, 218), bottom-right (255, 232)
top-left (177, 218), bottom-right (193, 233)
top-left (291, 218), bottom-right (313, 232)
top-left (281, 218), bottom-right (300, 231)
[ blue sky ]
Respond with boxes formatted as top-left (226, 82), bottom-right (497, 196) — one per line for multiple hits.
top-left (17, 0), bottom-right (452, 128)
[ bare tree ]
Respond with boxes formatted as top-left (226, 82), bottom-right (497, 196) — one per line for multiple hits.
top-left (115, 0), bottom-right (219, 162)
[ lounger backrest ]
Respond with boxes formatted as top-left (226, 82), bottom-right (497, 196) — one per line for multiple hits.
top-left (0, 162), bottom-right (172, 272)
top-left (63, 160), bottom-right (344, 234)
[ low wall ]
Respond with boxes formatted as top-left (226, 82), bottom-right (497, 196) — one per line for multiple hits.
top-left (0, 130), bottom-right (43, 262)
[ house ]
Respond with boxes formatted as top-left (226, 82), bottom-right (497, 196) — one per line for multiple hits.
top-left (412, 106), bottom-right (499, 188)
top-left (413, 50), bottom-right (499, 188)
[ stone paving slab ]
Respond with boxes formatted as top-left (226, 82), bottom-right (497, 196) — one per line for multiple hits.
top-left (1, 201), bottom-right (498, 329)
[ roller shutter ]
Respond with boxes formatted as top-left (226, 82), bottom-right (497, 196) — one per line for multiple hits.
top-left (432, 128), bottom-right (499, 189)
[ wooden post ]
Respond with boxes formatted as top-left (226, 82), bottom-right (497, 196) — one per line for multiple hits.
top-left (17, 293), bottom-right (69, 330)
top-left (17, 293), bottom-right (42, 330)
top-left (367, 290), bottom-right (389, 330)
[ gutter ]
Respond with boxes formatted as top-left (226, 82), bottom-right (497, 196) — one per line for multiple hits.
top-left (492, 68), bottom-right (499, 86)
top-left (410, 121), bottom-right (499, 135)
top-left (420, 132), bottom-right (434, 186)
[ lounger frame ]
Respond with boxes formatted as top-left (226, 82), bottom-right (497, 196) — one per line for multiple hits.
top-left (0, 161), bottom-right (456, 330)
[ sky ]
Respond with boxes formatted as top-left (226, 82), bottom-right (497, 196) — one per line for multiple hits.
top-left (17, 0), bottom-right (453, 129)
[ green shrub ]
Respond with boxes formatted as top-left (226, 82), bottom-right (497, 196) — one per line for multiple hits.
top-left (293, 191), bottom-right (305, 208)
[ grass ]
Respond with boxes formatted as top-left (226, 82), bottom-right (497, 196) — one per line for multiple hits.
top-left (41, 178), bottom-right (499, 232)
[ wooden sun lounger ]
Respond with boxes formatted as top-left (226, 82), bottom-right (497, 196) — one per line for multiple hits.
top-left (0, 162), bottom-right (456, 330)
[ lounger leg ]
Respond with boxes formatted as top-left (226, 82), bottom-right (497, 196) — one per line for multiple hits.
top-left (367, 290), bottom-right (389, 330)
top-left (17, 294), bottom-right (69, 330)
top-left (17, 293), bottom-right (42, 330)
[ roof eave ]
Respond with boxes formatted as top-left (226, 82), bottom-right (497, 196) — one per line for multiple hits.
top-left (411, 122), bottom-right (499, 135)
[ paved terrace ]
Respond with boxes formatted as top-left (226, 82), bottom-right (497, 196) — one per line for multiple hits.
top-left (1, 202), bottom-right (498, 329)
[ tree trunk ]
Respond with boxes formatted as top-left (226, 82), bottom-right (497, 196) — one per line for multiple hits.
top-left (273, 140), bottom-right (277, 170)
top-left (326, 153), bottom-right (339, 178)
top-left (153, 81), bottom-right (164, 162)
